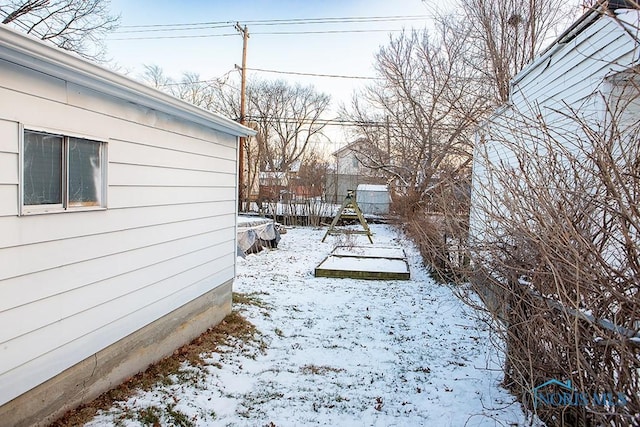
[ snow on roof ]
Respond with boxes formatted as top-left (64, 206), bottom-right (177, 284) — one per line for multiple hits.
top-left (357, 184), bottom-right (388, 192)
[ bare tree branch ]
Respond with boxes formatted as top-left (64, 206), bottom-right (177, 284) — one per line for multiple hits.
top-left (0, 0), bottom-right (120, 61)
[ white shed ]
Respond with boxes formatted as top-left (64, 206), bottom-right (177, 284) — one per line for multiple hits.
top-left (0, 26), bottom-right (254, 426)
top-left (356, 184), bottom-right (391, 215)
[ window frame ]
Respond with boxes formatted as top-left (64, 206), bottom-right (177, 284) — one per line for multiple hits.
top-left (20, 125), bottom-right (108, 215)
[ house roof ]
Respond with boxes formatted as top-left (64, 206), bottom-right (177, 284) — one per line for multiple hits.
top-left (0, 25), bottom-right (256, 138)
top-left (512, 5), bottom-right (639, 87)
top-left (357, 184), bottom-right (388, 192)
top-left (332, 138), bottom-right (370, 156)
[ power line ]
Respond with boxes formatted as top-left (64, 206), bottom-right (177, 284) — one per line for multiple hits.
top-left (254, 29), bottom-right (402, 35)
top-left (245, 116), bottom-right (387, 127)
top-left (110, 32), bottom-right (238, 40)
top-left (116, 23), bottom-right (233, 34)
top-left (149, 66), bottom-right (484, 85)
top-left (245, 67), bottom-right (377, 80)
top-left (110, 14), bottom-right (428, 40)
top-left (109, 28), bottom-right (405, 41)
top-left (117, 15), bottom-right (430, 30)
top-left (149, 67), bottom-right (376, 87)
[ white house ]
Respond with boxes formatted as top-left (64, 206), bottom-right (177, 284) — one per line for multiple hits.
top-left (0, 26), bottom-right (254, 426)
top-left (326, 139), bottom-right (386, 204)
top-left (469, 4), bottom-right (640, 246)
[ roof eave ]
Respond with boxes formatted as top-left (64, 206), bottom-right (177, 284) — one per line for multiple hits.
top-left (0, 25), bottom-right (255, 138)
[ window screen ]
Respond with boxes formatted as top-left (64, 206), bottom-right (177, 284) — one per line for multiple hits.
top-left (22, 129), bottom-right (106, 212)
top-left (23, 131), bottom-right (63, 205)
top-left (68, 137), bottom-right (102, 206)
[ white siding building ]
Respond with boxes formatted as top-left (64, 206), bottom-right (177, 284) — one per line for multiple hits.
top-left (470, 5), bottom-right (640, 246)
top-left (0, 26), bottom-right (254, 426)
top-left (326, 139), bottom-right (386, 204)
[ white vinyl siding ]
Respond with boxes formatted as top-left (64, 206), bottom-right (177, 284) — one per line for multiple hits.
top-left (0, 43), bottom-right (242, 406)
top-left (470, 9), bottom-right (640, 242)
top-left (0, 120), bottom-right (19, 217)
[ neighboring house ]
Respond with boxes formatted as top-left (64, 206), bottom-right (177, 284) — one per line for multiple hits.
top-left (326, 139), bottom-right (386, 203)
top-left (258, 160), bottom-right (323, 201)
top-left (258, 160), bottom-right (299, 201)
top-left (469, 4), bottom-right (640, 246)
top-left (259, 170), bottom-right (288, 200)
top-left (0, 26), bottom-right (254, 426)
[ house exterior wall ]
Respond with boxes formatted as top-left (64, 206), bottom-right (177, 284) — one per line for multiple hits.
top-left (336, 149), bottom-right (361, 175)
top-left (327, 143), bottom-right (386, 204)
top-left (0, 27), bottom-right (251, 426)
top-left (469, 8), bottom-right (640, 244)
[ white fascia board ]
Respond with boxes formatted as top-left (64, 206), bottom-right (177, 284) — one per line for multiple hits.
top-left (0, 25), bottom-right (255, 138)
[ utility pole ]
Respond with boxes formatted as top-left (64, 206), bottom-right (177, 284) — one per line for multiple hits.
top-left (385, 115), bottom-right (391, 164)
top-left (235, 22), bottom-right (249, 212)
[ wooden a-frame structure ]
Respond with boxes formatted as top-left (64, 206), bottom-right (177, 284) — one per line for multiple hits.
top-left (322, 190), bottom-right (373, 243)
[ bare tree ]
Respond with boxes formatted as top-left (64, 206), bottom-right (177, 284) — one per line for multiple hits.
top-left (342, 20), bottom-right (490, 208)
top-left (452, 0), bottom-right (573, 103)
top-left (294, 148), bottom-right (328, 199)
top-left (247, 79), bottom-right (331, 175)
top-left (140, 64), bottom-right (173, 89)
top-left (0, 0), bottom-right (120, 60)
top-left (466, 75), bottom-right (640, 424)
top-left (172, 72), bottom-right (221, 111)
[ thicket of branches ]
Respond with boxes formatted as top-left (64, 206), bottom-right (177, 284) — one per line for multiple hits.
top-left (467, 75), bottom-right (640, 425)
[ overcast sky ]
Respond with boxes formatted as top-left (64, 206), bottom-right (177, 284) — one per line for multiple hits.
top-left (105, 0), bottom-right (451, 146)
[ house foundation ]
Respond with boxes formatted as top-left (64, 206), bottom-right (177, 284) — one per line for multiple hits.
top-left (0, 280), bottom-right (232, 427)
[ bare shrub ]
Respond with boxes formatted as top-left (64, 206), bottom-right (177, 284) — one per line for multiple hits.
top-left (469, 78), bottom-right (640, 425)
top-left (392, 173), bottom-right (471, 283)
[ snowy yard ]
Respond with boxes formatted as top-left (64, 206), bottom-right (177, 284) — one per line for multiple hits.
top-left (88, 224), bottom-right (535, 426)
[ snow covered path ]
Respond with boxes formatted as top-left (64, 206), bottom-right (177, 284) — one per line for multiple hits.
top-left (89, 224), bottom-right (532, 426)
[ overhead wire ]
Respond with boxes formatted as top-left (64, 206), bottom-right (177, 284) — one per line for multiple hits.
top-left (110, 14), bottom-right (426, 40)
top-left (114, 13), bottom-right (431, 130)
top-left (117, 15), bottom-right (430, 30)
top-left (245, 67), bottom-right (378, 80)
top-left (109, 28), bottom-right (405, 41)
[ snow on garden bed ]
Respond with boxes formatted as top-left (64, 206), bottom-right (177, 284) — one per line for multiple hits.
top-left (87, 224), bottom-right (538, 427)
top-left (317, 254), bottom-right (408, 273)
top-left (331, 245), bottom-right (406, 259)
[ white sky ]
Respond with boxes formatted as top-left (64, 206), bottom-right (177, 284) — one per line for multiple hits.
top-left (105, 0), bottom-right (452, 148)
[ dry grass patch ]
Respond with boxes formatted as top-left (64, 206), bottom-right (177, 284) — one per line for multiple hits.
top-left (232, 291), bottom-right (270, 308)
top-left (51, 300), bottom-right (265, 427)
top-left (299, 364), bottom-right (345, 375)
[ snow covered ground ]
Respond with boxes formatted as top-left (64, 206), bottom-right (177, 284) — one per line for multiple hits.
top-left (88, 224), bottom-right (536, 426)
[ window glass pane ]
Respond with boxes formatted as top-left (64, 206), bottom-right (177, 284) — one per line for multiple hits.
top-left (68, 138), bottom-right (102, 207)
top-left (23, 131), bottom-right (63, 205)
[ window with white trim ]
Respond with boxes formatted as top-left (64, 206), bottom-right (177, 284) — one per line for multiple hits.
top-left (23, 130), bottom-right (106, 213)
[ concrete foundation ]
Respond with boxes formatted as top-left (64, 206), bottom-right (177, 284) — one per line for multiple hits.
top-left (0, 280), bottom-right (232, 427)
